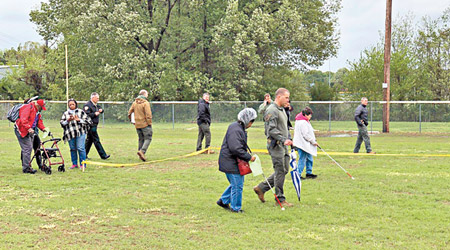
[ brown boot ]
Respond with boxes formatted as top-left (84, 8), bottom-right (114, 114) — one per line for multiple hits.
top-left (367, 151), bottom-right (376, 154)
top-left (279, 200), bottom-right (293, 207)
top-left (253, 186), bottom-right (265, 203)
top-left (137, 151), bottom-right (146, 161)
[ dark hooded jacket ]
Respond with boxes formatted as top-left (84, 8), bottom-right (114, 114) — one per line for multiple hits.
top-left (197, 98), bottom-right (211, 125)
top-left (218, 122), bottom-right (252, 174)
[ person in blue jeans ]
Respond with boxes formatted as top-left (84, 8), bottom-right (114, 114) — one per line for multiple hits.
top-left (217, 108), bottom-right (257, 213)
top-left (60, 99), bottom-right (92, 171)
top-left (293, 107), bottom-right (319, 179)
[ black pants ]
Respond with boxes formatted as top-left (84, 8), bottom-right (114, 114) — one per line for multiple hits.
top-left (85, 125), bottom-right (107, 158)
top-left (32, 132), bottom-right (43, 169)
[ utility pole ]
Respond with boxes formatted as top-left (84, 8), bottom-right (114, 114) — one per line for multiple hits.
top-left (65, 45), bottom-right (69, 102)
top-left (382, 0), bottom-right (392, 133)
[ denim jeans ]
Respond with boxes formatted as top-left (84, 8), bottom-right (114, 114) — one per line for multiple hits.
top-left (296, 148), bottom-right (313, 175)
top-left (220, 173), bottom-right (245, 211)
top-left (68, 134), bottom-right (86, 166)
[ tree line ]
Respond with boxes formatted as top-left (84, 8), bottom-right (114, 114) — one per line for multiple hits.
top-left (1, 2), bottom-right (448, 102)
top-left (0, 0), bottom-right (340, 101)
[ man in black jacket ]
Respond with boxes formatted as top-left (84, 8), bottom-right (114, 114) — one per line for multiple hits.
top-left (354, 97), bottom-right (375, 154)
top-left (196, 93), bottom-right (212, 152)
top-left (84, 92), bottom-right (110, 159)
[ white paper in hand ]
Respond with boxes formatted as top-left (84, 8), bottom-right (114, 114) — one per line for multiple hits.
top-left (42, 128), bottom-right (51, 139)
top-left (250, 154), bottom-right (263, 176)
top-left (131, 113), bottom-right (135, 124)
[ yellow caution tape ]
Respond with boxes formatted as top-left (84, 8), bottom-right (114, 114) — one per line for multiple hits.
top-left (83, 148), bottom-right (212, 168)
top-left (83, 146), bottom-right (449, 168)
top-left (212, 147), bottom-right (450, 157)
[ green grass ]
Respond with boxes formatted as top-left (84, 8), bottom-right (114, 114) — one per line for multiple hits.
top-left (0, 120), bottom-right (449, 249)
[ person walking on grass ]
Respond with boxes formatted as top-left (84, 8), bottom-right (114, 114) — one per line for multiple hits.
top-left (128, 90), bottom-right (153, 162)
top-left (258, 93), bottom-right (273, 115)
top-left (84, 92), bottom-right (110, 160)
top-left (354, 97), bottom-right (375, 154)
top-left (14, 99), bottom-right (49, 174)
top-left (196, 93), bottom-right (213, 153)
top-left (61, 99), bottom-right (92, 171)
top-left (293, 107), bottom-right (319, 179)
top-left (217, 108), bottom-right (257, 213)
top-left (23, 96), bottom-right (43, 171)
top-left (253, 88), bottom-right (294, 208)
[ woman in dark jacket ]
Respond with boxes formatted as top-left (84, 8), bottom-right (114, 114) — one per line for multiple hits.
top-left (217, 108), bottom-right (257, 213)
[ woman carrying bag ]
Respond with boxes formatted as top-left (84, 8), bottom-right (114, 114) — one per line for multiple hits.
top-left (217, 108), bottom-right (257, 213)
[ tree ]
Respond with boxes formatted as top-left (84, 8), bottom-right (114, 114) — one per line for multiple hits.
top-left (415, 8), bottom-right (450, 100)
top-left (344, 10), bottom-right (449, 101)
top-left (29, 0), bottom-right (341, 101)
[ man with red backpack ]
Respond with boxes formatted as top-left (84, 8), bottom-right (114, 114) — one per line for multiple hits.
top-left (14, 99), bottom-right (49, 174)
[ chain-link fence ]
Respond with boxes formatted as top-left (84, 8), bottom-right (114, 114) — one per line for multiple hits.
top-left (1, 100), bottom-right (449, 133)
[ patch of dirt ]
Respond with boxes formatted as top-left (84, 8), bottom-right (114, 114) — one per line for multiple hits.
top-left (441, 200), bottom-right (450, 206)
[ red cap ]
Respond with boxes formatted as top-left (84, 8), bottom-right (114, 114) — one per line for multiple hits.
top-left (36, 99), bottom-right (47, 110)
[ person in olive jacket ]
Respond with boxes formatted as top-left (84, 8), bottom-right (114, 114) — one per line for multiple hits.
top-left (84, 92), bottom-right (110, 160)
top-left (216, 108), bottom-right (257, 213)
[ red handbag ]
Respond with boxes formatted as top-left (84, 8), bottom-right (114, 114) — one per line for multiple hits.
top-left (238, 159), bottom-right (252, 175)
top-left (237, 145), bottom-right (252, 176)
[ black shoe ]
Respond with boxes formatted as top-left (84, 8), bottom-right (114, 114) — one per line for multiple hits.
top-left (306, 174), bottom-right (317, 179)
top-left (23, 168), bottom-right (37, 174)
top-left (101, 155), bottom-right (110, 160)
top-left (231, 209), bottom-right (244, 213)
top-left (216, 199), bottom-right (230, 210)
top-left (300, 176), bottom-right (306, 180)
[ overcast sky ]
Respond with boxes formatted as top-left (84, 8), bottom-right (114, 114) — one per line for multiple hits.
top-left (0, 0), bottom-right (448, 72)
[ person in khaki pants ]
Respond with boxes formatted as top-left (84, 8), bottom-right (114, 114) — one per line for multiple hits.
top-left (128, 90), bottom-right (153, 161)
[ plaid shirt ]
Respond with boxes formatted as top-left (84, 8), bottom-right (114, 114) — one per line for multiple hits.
top-left (60, 108), bottom-right (92, 142)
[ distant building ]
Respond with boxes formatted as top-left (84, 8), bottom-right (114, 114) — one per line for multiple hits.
top-left (0, 65), bottom-right (21, 80)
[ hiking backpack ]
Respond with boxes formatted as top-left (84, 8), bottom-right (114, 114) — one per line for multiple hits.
top-left (7, 104), bottom-right (24, 122)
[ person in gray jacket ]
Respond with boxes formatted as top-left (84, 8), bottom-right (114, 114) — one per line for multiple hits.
top-left (253, 88), bottom-right (294, 208)
top-left (293, 107), bottom-right (319, 179)
top-left (354, 97), bottom-right (375, 154)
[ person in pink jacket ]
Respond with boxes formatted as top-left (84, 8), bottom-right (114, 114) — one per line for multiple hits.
top-left (293, 107), bottom-right (319, 179)
top-left (14, 99), bottom-right (48, 174)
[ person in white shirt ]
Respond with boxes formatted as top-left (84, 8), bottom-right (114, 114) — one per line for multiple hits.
top-left (293, 107), bottom-right (319, 179)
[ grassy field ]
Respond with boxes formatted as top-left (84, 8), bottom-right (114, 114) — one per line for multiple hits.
top-left (0, 120), bottom-right (449, 249)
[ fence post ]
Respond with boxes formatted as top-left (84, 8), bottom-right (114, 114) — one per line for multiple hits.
top-left (419, 103), bottom-right (421, 133)
top-left (172, 103), bottom-right (175, 129)
top-left (244, 101), bottom-right (247, 108)
top-left (370, 102), bottom-right (373, 134)
top-left (328, 103), bottom-right (331, 133)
